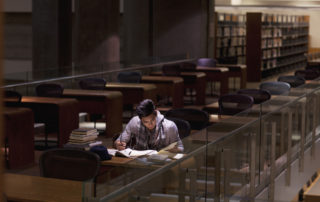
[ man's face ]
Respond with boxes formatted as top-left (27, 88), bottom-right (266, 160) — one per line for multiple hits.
top-left (141, 113), bottom-right (156, 130)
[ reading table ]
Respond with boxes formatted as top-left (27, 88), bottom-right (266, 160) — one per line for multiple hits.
top-left (62, 89), bottom-right (123, 137)
top-left (4, 173), bottom-right (84, 202)
top-left (6, 96), bottom-right (79, 147)
top-left (141, 75), bottom-right (184, 108)
top-left (4, 107), bottom-right (35, 169)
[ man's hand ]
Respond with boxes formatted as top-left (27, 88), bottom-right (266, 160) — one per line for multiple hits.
top-left (114, 140), bottom-right (126, 150)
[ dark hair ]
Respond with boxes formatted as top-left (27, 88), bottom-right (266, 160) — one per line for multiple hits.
top-left (136, 99), bottom-right (155, 118)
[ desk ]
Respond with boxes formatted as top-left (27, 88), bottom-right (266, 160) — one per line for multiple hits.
top-left (105, 82), bottom-right (157, 104)
top-left (196, 66), bottom-right (230, 95)
top-left (141, 76), bottom-right (184, 108)
top-left (149, 72), bottom-right (206, 105)
top-left (304, 174), bottom-right (320, 202)
top-left (4, 107), bottom-right (35, 169)
top-left (217, 64), bottom-right (247, 89)
top-left (4, 173), bottom-right (83, 202)
top-left (308, 58), bottom-right (320, 66)
top-left (6, 96), bottom-right (79, 147)
top-left (62, 89), bottom-right (123, 137)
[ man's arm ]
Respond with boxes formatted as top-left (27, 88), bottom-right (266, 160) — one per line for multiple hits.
top-left (167, 122), bottom-right (184, 152)
top-left (114, 117), bottom-right (137, 150)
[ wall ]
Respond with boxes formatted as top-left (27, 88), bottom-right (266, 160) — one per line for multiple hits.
top-left (153, 0), bottom-right (208, 59)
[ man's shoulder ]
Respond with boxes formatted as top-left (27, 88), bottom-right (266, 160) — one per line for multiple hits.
top-left (127, 116), bottom-right (141, 126)
top-left (163, 118), bottom-right (177, 128)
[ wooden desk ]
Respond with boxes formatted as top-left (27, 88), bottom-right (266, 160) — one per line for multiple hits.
top-left (217, 64), bottom-right (247, 89)
top-left (141, 76), bottom-right (184, 108)
top-left (4, 173), bottom-right (83, 202)
top-left (196, 66), bottom-right (230, 95)
top-left (62, 89), bottom-right (123, 138)
top-left (105, 82), bottom-right (157, 105)
top-left (308, 58), bottom-right (320, 66)
top-left (4, 107), bottom-right (35, 169)
top-left (304, 174), bottom-right (320, 202)
top-left (149, 71), bottom-right (206, 105)
top-left (6, 96), bottom-right (79, 147)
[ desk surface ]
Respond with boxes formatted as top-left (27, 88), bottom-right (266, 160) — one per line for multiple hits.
top-left (63, 89), bottom-right (122, 98)
top-left (21, 96), bottom-right (78, 104)
top-left (142, 75), bottom-right (184, 83)
top-left (304, 174), bottom-right (320, 202)
top-left (196, 66), bottom-right (229, 72)
top-left (106, 82), bottom-right (156, 90)
top-left (4, 173), bottom-right (83, 202)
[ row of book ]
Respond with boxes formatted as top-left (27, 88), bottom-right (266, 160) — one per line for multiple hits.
top-left (65, 128), bottom-right (102, 150)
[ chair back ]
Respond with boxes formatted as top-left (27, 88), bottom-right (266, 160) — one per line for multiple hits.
top-left (165, 108), bottom-right (209, 130)
top-left (259, 81), bottom-right (291, 95)
top-left (4, 90), bottom-right (22, 102)
top-left (162, 64), bottom-right (181, 76)
top-left (166, 117), bottom-right (191, 139)
top-left (117, 71), bottom-right (142, 83)
top-left (39, 148), bottom-right (100, 181)
top-left (197, 58), bottom-right (217, 67)
top-left (180, 62), bottom-right (196, 72)
top-left (218, 94), bottom-right (254, 115)
top-left (295, 69), bottom-right (320, 80)
top-left (277, 75), bottom-right (305, 88)
top-left (79, 78), bottom-right (107, 90)
top-left (237, 88), bottom-right (271, 104)
top-left (36, 83), bottom-right (64, 97)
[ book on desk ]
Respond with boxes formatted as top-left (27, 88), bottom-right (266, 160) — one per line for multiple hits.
top-left (107, 142), bottom-right (184, 164)
top-left (64, 128), bottom-right (101, 150)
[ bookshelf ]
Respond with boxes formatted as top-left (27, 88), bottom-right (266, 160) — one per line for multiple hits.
top-left (246, 12), bottom-right (309, 81)
top-left (215, 12), bottom-right (246, 65)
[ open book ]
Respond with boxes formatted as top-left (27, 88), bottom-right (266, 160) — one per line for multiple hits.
top-left (107, 148), bottom-right (158, 158)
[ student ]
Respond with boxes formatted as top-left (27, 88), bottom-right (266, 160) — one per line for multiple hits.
top-left (114, 99), bottom-right (184, 152)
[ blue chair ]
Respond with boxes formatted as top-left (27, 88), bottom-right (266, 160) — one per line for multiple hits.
top-left (36, 83), bottom-right (64, 97)
top-left (237, 88), bottom-right (271, 104)
top-left (278, 75), bottom-right (305, 88)
top-left (39, 148), bottom-right (100, 196)
top-left (180, 62), bottom-right (197, 72)
top-left (218, 94), bottom-right (254, 115)
top-left (259, 81), bottom-right (291, 95)
top-left (197, 58), bottom-right (217, 67)
top-left (117, 72), bottom-right (142, 83)
top-left (79, 78), bottom-right (107, 90)
top-left (166, 117), bottom-right (191, 139)
top-left (162, 64), bottom-right (181, 76)
top-left (165, 108), bottom-right (209, 130)
top-left (295, 69), bottom-right (320, 80)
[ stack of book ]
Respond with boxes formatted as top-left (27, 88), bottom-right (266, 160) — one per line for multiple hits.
top-left (65, 128), bottom-right (102, 150)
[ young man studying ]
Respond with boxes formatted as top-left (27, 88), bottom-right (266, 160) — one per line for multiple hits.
top-left (114, 99), bottom-right (184, 152)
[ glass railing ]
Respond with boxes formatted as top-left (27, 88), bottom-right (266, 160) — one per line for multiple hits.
top-left (81, 81), bottom-right (320, 201)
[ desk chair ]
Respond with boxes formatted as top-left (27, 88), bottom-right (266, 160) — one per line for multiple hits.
top-left (277, 75), bottom-right (305, 88)
top-left (36, 83), bottom-right (64, 97)
top-left (79, 77), bottom-right (107, 90)
top-left (166, 117), bottom-right (191, 139)
top-left (4, 90), bottom-right (22, 102)
top-left (259, 81), bottom-right (291, 95)
top-left (218, 94), bottom-right (254, 115)
top-left (165, 108), bottom-right (209, 130)
top-left (180, 62), bottom-right (197, 72)
top-left (39, 148), bottom-right (100, 196)
top-left (295, 69), bottom-right (320, 80)
top-left (117, 71), bottom-right (142, 83)
top-left (79, 78), bottom-right (107, 128)
top-left (237, 89), bottom-right (271, 104)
